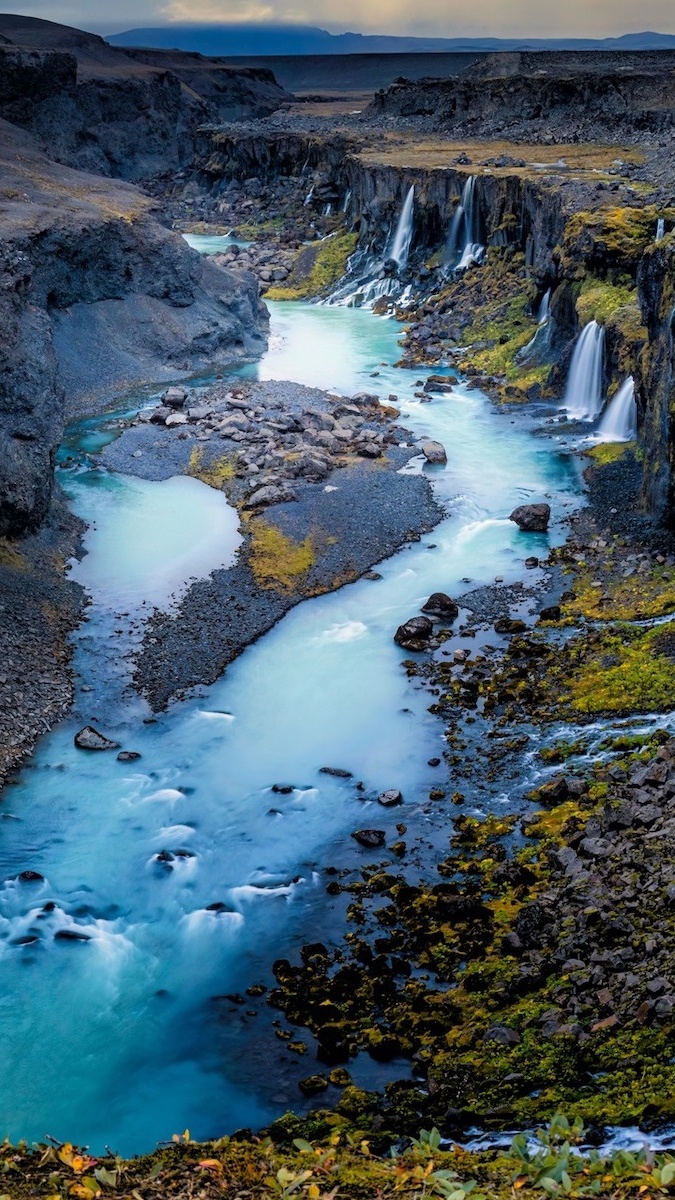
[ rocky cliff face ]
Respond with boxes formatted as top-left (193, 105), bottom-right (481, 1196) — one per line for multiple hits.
top-left (367, 51), bottom-right (675, 144)
top-left (0, 16), bottom-right (292, 180)
top-left (638, 242), bottom-right (675, 524)
top-left (0, 121), bottom-right (268, 536)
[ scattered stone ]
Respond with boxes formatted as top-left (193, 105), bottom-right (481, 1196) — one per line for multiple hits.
top-left (378, 789), bottom-right (403, 807)
top-left (420, 439), bottom-right (448, 465)
top-left (509, 503), bottom-right (551, 532)
top-left (539, 605), bottom-right (561, 622)
top-left (352, 829), bottom-right (386, 848)
top-left (494, 617), bottom-right (527, 634)
top-left (320, 767), bottom-right (353, 778)
top-left (394, 616), bottom-right (434, 651)
top-left (117, 750), bottom-right (141, 762)
top-left (422, 593), bottom-right (459, 620)
top-left (74, 726), bottom-right (120, 752)
top-left (162, 386), bottom-right (187, 409)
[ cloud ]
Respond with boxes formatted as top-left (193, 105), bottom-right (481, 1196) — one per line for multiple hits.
top-left (158, 0), bottom-right (675, 35)
top-left (4, 0), bottom-right (675, 37)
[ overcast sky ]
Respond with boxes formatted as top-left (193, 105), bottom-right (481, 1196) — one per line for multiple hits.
top-left (8, 0), bottom-right (675, 37)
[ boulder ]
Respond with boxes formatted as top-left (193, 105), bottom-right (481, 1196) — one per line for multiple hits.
top-left (539, 605), bottom-right (561, 622)
top-left (509, 503), bottom-right (551, 532)
top-left (117, 750), bottom-right (141, 762)
top-left (378, 789), bottom-right (403, 807)
top-left (494, 617), bottom-right (527, 634)
top-left (422, 593), bottom-right (459, 621)
top-left (394, 616), bottom-right (433, 651)
top-left (74, 726), bottom-right (120, 752)
top-left (150, 406), bottom-right (171, 425)
top-left (424, 375), bottom-right (457, 393)
top-left (162, 386), bottom-right (187, 409)
top-left (319, 767), bottom-right (353, 778)
top-left (165, 413), bottom-right (188, 428)
top-left (352, 829), bottom-right (386, 848)
top-left (420, 440), bottom-right (447, 465)
top-left (244, 485), bottom-right (297, 508)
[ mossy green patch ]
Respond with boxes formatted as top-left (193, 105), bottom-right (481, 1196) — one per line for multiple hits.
top-left (248, 519), bottom-right (315, 592)
top-left (576, 276), bottom-right (637, 325)
top-left (266, 232), bottom-right (358, 301)
top-left (563, 624), bottom-right (675, 715)
top-left (187, 447), bottom-right (237, 489)
top-left (585, 441), bottom-right (634, 467)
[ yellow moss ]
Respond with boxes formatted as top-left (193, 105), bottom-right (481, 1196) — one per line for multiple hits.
top-left (576, 277), bottom-right (637, 325)
top-left (585, 442), bottom-right (634, 466)
top-left (265, 232), bottom-right (358, 301)
top-left (187, 447), bottom-right (237, 489)
top-left (0, 539), bottom-right (26, 570)
top-left (248, 520), bottom-right (315, 592)
top-left (566, 627), bottom-right (675, 715)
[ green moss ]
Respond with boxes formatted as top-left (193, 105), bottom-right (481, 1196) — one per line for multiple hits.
top-left (247, 519), bottom-right (315, 592)
top-left (576, 276), bottom-right (637, 325)
top-left (187, 447), bottom-right (237, 489)
top-left (266, 232), bottom-right (358, 301)
top-left (565, 625), bottom-right (675, 715)
top-left (585, 441), bottom-right (634, 466)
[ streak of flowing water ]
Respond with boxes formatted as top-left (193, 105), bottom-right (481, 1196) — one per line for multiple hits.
top-left (657, 217), bottom-right (666, 241)
top-left (538, 289), bottom-right (551, 324)
top-left (0, 300), bottom-right (581, 1154)
top-left (444, 176), bottom-right (485, 271)
top-left (563, 320), bottom-right (605, 420)
top-left (596, 376), bottom-right (637, 442)
top-left (388, 185), bottom-right (415, 268)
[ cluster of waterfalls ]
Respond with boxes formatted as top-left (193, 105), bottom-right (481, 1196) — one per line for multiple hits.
top-left (562, 318), bottom-right (637, 441)
top-left (330, 176), bottom-right (485, 309)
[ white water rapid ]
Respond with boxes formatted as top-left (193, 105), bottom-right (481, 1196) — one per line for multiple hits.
top-left (0, 297), bottom-right (581, 1156)
top-left (563, 319), bottom-right (606, 420)
top-left (596, 376), bottom-right (638, 442)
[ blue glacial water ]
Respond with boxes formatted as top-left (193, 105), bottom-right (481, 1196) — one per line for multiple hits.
top-left (0, 300), bottom-right (583, 1154)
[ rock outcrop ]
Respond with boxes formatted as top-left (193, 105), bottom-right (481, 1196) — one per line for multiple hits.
top-left (367, 51), bottom-right (675, 144)
top-left (0, 15), bottom-right (292, 180)
top-left (0, 121), bottom-right (268, 535)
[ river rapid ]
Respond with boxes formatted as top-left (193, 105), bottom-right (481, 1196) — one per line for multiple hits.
top-left (0, 285), bottom-right (583, 1153)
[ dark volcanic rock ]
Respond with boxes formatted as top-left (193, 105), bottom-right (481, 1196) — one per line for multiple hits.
top-left (422, 592), bottom-right (459, 620)
top-left (394, 616), bottom-right (434, 650)
top-left (74, 726), bottom-right (120, 752)
top-left (509, 503), bottom-right (551, 532)
top-left (352, 829), bottom-right (386, 848)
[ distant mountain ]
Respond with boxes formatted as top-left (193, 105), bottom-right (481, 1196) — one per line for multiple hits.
top-left (107, 25), bottom-right (675, 57)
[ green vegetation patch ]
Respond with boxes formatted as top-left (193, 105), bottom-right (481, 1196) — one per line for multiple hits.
top-left (576, 276), bottom-right (637, 325)
top-left (266, 232), bottom-right (358, 301)
top-left (562, 624), bottom-right (675, 715)
top-left (248, 519), bottom-right (315, 592)
top-left (187, 447), bottom-right (237, 489)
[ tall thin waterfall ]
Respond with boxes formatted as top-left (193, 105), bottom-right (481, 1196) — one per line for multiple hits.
top-left (597, 376), bottom-right (637, 442)
top-left (389, 185), bottom-right (415, 267)
top-left (657, 217), bottom-right (666, 242)
top-left (444, 176), bottom-right (484, 271)
top-left (563, 320), bottom-right (606, 420)
top-left (517, 289), bottom-right (553, 364)
top-left (538, 289), bottom-right (552, 324)
top-left (342, 189), bottom-right (352, 213)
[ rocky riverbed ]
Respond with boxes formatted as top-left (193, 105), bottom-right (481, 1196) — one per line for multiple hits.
top-left (98, 374), bottom-right (443, 708)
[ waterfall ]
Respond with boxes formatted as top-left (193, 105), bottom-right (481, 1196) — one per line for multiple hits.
top-left (563, 320), bottom-right (606, 420)
top-left (324, 203), bottom-right (332, 217)
top-left (388, 185), bottom-right (415, 268)
top-left (517, 289), bottom-right (553, 364)
top-left (656, 217), bottom-right (666, 242)
top-left (538, 289), bottom-right (552, 324)
top-left (303, 186), bottom-right (314, 208)
top-left (597, 377), bottom-right (637, 442)
top-left (444, 176), bottom-right (484, 271)
top-left (342, 189), bottom-right (352, 214)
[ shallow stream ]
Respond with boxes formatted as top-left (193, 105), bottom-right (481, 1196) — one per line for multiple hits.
top-left (0, 300), bottom-right (583, 1153)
